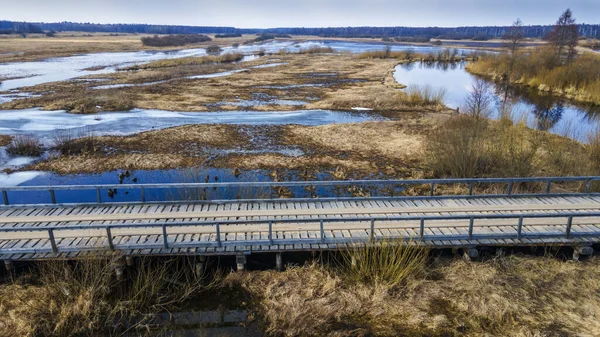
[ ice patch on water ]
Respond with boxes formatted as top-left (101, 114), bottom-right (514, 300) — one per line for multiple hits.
top-left (0, 171), bottom-right (45, 187)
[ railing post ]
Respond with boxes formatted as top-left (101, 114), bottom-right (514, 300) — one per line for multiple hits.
top-left (49, 190), bottom-right (56, 204)
top-left (430, 183), bottom-right (435, 196)
top-left (506, 182), bottom-right (513, 195)
top-left (566, 216), bottom-right (573, 239)
top-left (48, 229), bottom-right (58, 254)
top-left (585, 179), bottom-right (592, 193)
top-left (268, 221), bottom-right (274, 245)
top-left (320, 220), bottom-right (325, 244)
top-left (141, 188), bottom-right (146, 203)
top-left (162, 225), bottom-right (169, 249)
top-left (216, 223), bottom-right (222, 247)
top-left (517, 216), bottom-right (523, 240)
top-left (106, 226), bottom-right (114, 250)
top-left (468, 183), bottom-right (474, 196)
top-left (2, 190), bottom-right (8, 206)
top-left (96, 188), bottom-right (102, 203)
top-left (468, 217), bottom-right (474, 240)
top-left (419, 218), bottom-right (425, 240)
top-left (545, 180), bottom-right (552, 194)
top-left (369, 219), bottom-right (375, 242)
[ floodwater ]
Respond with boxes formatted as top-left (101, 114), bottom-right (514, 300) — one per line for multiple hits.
top-left (393, 62), bottom-right (600, 142)
top-left (0, 168), bottom-right (403, 203)
top-left (0, 108), bottom-right (380, 142)
top-left (0, 40), bottom-right (479, 92)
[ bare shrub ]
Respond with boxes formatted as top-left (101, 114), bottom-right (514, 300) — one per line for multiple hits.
top-left (464, 78), bottom-right (495, 118)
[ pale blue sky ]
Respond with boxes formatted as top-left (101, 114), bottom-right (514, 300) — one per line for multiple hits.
top-left (1, 0), bottom-right (599, 28)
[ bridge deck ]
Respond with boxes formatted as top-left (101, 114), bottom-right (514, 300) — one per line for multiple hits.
top-left (2, 195), bottom-right (600, 260)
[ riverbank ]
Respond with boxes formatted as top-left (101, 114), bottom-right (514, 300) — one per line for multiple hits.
top-left (2, 253), bottom-right (599, 336)
top-left (465, 49), bottom-right (600, 107)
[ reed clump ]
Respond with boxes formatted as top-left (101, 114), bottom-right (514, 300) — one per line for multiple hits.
top-left (5, 134), bottom-right (44, 157)
top-left (53, 129), bottom-right (102, 156)
top-left (133, 52), bottom-right (244, 69)
top-left (405, 85), bottom-right (447, 107)
top-left (339, 240), bottom-right (428, 287)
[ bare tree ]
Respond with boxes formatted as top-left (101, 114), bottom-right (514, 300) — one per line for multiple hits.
top-left (547, 9), bottom-right (579, 59)
top-left (464, 79), bottom-right (495, 119)
top-left (504, 18), bottom-right (524, 55)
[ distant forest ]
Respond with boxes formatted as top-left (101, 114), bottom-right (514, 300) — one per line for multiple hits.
top-left (0, 20), bottom-right (599, 39)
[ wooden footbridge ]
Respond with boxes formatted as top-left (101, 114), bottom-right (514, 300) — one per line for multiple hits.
top-left (1, 176), bottom-right (600, 263)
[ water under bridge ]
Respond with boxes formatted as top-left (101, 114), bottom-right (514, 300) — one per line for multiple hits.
top-left (1, 176), bottom-right (600, 265)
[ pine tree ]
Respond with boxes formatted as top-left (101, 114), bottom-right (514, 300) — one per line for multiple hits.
top-left (547, 9), bottom-right (579, 59)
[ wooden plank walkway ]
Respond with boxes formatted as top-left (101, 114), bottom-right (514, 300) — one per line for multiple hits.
top-left (2, 195), bottom-right (600, 260)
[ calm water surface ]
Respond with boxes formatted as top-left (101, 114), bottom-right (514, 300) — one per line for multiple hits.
top-left (393, 62), bottom-right (600, 142)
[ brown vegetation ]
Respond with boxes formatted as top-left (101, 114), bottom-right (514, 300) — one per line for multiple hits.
top-left (427, 114), bottom-right (596, 179)
top-left (140, 34), bottom-right (211, 47)
top-left (466, 47), bottom-right (600, 105)
top-left (0, 255), bottom-right (216, 337)
top-left (0, 135), bottom-right (12, 147)
top-left (229, 255), bottom-right (600, 336)
top-left (5, 134), bottom-right (44, 157)
top-left (133, 52), bottom-right (244, 70)
top-left (27, 116), bottom-right (439, 176)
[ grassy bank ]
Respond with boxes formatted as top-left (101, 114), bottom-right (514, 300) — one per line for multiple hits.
top-left (427, 114), bottom-right (599, 180)
top-left (231, 254), bottom-right (600, 336)
top-left (466, 47), bottom-right (600, 106)
top-left (3, 250), bottom-right (600, 336)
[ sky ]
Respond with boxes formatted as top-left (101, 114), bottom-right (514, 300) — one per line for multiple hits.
top-left (1, 0), bottom-right (599, 28)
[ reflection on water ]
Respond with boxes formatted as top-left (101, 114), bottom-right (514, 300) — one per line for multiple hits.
top-left (393, 62), bottom-right (600, 142)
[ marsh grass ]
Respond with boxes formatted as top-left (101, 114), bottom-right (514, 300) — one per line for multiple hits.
top-left (228, 255), bottom-right (600, 336)
top-left (134, 52), bottom-right (244, 69)
top-left (467, 47), bottom-right (600, 105)
top-left (405, 84), bottom-right (447, 107)
top-left (299, 46), bottom-right (334, 54)
top-left (53, 128), bottom-right (101, 156)
top-left (338, 240), bottom-right (428, 287)
top-left (5, 134), bottom-right (44, 157)
top-left (427, 114), bottom-right (596, 188)
top-left (0, 254), bottom-right (218, 337)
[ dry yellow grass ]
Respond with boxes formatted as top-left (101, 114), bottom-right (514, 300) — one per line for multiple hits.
top-left (0, 33), bottom-right (258, 63)
top-left (228, 255), bottom-right (600, 336)
top-left (27, 119), bottom-right (434, 176)
top-left (0, 135), bottom-right (12, 147)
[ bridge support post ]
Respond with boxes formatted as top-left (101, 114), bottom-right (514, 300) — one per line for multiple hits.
top-left (276, 253), bottom-right (283, 271)
top-left (463, 247), bottom-right (479, 261)
top-left (195, 256), bottom-right (207, 278)
top-left (4, 260), bottom-right (13, 272)
top-left (573, 246), bottom-right (594, 261)
top-left (236, 254), bottom-right (246, 272)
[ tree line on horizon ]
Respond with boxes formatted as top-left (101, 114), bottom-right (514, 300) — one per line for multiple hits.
top-left (0, 20), bottom-right (599, 39)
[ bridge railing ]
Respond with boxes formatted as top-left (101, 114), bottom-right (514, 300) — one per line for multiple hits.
top-left (1, 211), bottom-right (600, 255)
top-left (2, 175), bottom-right (600, 206)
